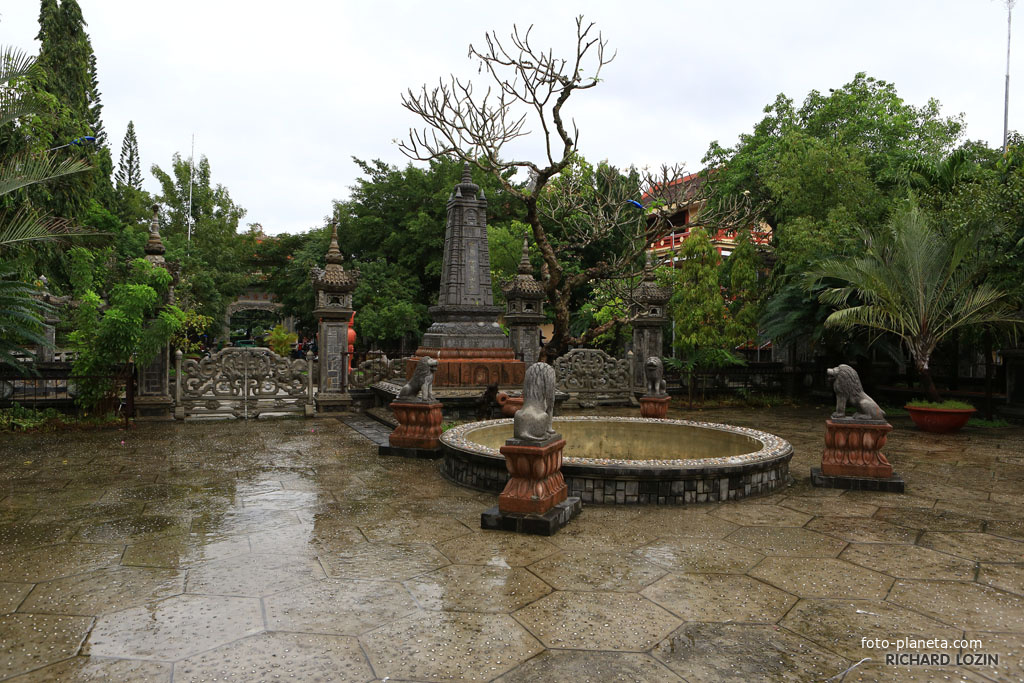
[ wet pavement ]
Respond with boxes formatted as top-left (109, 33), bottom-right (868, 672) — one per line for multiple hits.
top-left (0, 405), bottom-right (1022, 681)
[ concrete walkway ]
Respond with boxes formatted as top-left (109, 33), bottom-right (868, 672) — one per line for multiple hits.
top-left (0, 405), bottom-right (1021, 681)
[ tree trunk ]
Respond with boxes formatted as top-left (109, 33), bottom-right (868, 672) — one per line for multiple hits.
top-left (984, 330), bottom-right (995, 420)
top-left (916, 357), bottom-right (942, 403)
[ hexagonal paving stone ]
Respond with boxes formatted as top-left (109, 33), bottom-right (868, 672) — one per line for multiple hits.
top-left (358, 515), bottom-right (472, 544)
top-left (843, 491), bottom-right (937, 510)
top-left (919, 532), bottom-right (1024, 562)
top-left (781, 496), bottom-right (879, 517)
top-left (239, 488), bottom-right (320, 511)
top-left (19, 566), bottom-right (185, 616)
top-left (0, 614), bottom-right (93, 679)
top-left (963, 631), bottom-right (1024, 682)
top-left (652, 622), bottom-right (849, 681)
top-left (710, 504), bottom-right (813, 527)
top-left (725, 526), bottom-right (847, 557)
top-left (495, 650), bottom-right (682, 682)
top-left (527, 550), bottom-right (665, 591)
top-left (185, 552), bottom-right (324, 597)
top-left (513, 591), bottom-right (679, 651)
top-left (935, 499), bottom-right (1024, 522)
top-left (986, 519), bottom-right (1024, 542)
top-left (636, 508), bottom-right (740, 539)
top-left (634, 537), bottom-right (764, 574)
top-left (174, 632), bottom-right (373, 682)
top-left (849, 664), bottom-right (991, 682)
top-left (435, 532), bottom-right (559, 567)
top-left (805, 516), bottom-right (918, 544)
top-left (888, 580), bottom-right (1024, 632)
top-left (404, 564), bottom-right (550, 613)
top-left (86, 594), bottom-right (263, 660)
top-left (121, 533), bottom-right (251, 569)
top-left (361, 611), bottom-right (542, 680)
top-left (779, 598), bottom-right (961, 660)
top-left (0, 543), bottom-right (124, 582)
top-left (748, 557), bottom-right (894, 599)
top-left (0, 522), bottom-right (79, 550)
top-left (978, 563), bottom-right (1024, 597)
top-left (190, 508), bottom-right (302, 536)
top-left (873, 506), bottom-right (983, 532)
top-left (319, 542), bottom-right (450, 581)
top-left (840, 543), bottom-right (976, 581)
top-left (544, 512), bottom-right (661, 552)
top-left (71, 515), bottom-right (191, 545)
top-left (0, 582), bottom-right (31, 614)
top-left (641, 573), bottom-right (795, 623)
top-left (4, 656), bottom-right (171, 682)
top-left (264, 578), bottom-right (419, 635)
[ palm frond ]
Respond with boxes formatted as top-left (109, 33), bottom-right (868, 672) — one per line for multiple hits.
top-left (0, 207), bottom-right (102, 248)
top-left (0, 46), bottom-right (36, 88)
top-left (0, 153), bottom-right (93, 198)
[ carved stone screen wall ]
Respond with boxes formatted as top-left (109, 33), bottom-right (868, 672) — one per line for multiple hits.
top-left (174, 347), bottom-right (314, 419)
top-left (553, 348), bottom-right (634, 406)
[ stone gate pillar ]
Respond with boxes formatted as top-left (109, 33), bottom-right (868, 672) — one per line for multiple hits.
top-left (311, 224), bottom-right (358, 412)
top-left (631, 252), bottom-right (671, 389)
top-left (135, 205), bottom-right (174, 420)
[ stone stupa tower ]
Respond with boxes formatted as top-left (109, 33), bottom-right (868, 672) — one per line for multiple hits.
top-left (410, 164), bottom-right (525, 387)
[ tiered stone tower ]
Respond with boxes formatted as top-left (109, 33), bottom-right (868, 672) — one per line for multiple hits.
top-left (135, 205), bottom-right (174, 420)
top-left (503, 236), bottom-right (546, 365)
top-left (411, 165), bottom-right (525, 387)
top-left (631, 252), bottom-right (671, 388)
top-left (311, 224), bottom-right (358, 411)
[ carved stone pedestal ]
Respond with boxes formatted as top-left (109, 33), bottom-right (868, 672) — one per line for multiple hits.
top-left (380, 401), bottom-right (443, 458)
top-left (497, 437), bottom-right (568, 515)
top-left (812, 419), bottom-right (904, 493)
top-left (639, 396), bottom-right (670, 419)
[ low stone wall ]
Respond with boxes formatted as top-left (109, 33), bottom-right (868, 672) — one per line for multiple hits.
top-left (440, 420), bottom-right (793, 505)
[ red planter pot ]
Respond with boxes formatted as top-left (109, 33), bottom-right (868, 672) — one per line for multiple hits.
top-left (904, 405), bottom-right (976, 434)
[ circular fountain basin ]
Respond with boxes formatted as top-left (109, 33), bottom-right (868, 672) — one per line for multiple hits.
top-left (441, 416), bottom-right (793, 504)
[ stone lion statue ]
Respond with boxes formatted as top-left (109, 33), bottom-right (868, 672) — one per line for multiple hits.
top-left (644, 356), bottom-right (667, 397)
top-left (513, 362), bottom-right (558, 442)
top-left (398, 356), bottom-right (438, 402)
top-left (828, 364), bottom-right (885, 421)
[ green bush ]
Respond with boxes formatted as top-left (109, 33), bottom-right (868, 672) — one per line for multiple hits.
top-left (904, 399), bottom-right (975, 410)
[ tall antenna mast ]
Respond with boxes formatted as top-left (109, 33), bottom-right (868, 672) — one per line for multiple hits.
top-left (188, 133), bottom-right (195, 242)
top-left (1005, 1), bottom-right (1016, 154)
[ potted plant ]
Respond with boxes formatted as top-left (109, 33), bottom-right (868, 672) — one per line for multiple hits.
top-left (903, 399), bottom-right (976, 434)
top-left (811, 202), bottom-right (1022, 434)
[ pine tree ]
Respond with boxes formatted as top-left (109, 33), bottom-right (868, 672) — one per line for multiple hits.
top-left (32, 0), bottom-right (113, 217)
top-left (115, 121), bottom-right (142, 190)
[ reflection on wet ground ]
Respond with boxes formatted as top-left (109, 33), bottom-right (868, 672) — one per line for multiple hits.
top-left (0, 405), bottom-right (1022, 681)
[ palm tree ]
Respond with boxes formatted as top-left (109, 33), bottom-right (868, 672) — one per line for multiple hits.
top-left (0, 45), bottom-right (92, 372)
top-left (811, 203), bottom-right (1023, 402)
top-left (1, 46), bottom-right (92, 248)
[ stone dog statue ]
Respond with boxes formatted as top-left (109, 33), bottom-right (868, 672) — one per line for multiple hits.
top-left (513, 362), bottom-right (559, 443)
top-left (644, 356), bottom-right (667, 397)
top-left (828, 364), bottom-right (885, 421)
top-left (398, 356), bottom-right (438, 402)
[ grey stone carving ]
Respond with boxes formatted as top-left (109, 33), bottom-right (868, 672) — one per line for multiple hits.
top-left (513, 362), bottom-right (559, 443)
top-left (398, 357), bottom-right (438, 402)
top-left (644, 356), bottom-right (667, 397)
top-left (553, 348), bottom-right (632, 404)
top-left (828, 364), bottom-right (886, 422)
top-left (176, 347), bottom-right (314, 419)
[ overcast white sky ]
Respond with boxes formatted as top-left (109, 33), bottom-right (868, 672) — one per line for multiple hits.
top-left (1, 1), bottom-right (1020, 234)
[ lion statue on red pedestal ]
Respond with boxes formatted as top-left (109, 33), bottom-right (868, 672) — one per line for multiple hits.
top-left (828, 364), bottom-right (885, 422)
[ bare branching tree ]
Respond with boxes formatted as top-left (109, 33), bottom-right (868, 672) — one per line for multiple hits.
top-left (401, 17), bottom-right (759, 359)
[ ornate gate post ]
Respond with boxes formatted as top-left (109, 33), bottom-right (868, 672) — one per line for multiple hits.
top-left (135, 206), bottom-right (175, 420)
top-left (311, 224), bottom-right (358, 412)
top-left (631, 252), bottom-right (671, 391)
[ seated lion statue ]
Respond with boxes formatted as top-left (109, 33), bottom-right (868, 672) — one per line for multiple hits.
top-left (513, 362), bottom-right (558, 442)
top-left (644, 356), bottom-right (667, 397)
top-left (398, 356), bottom-right (438, 402)
top-left (828, 364), bottom-right (885, 421)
